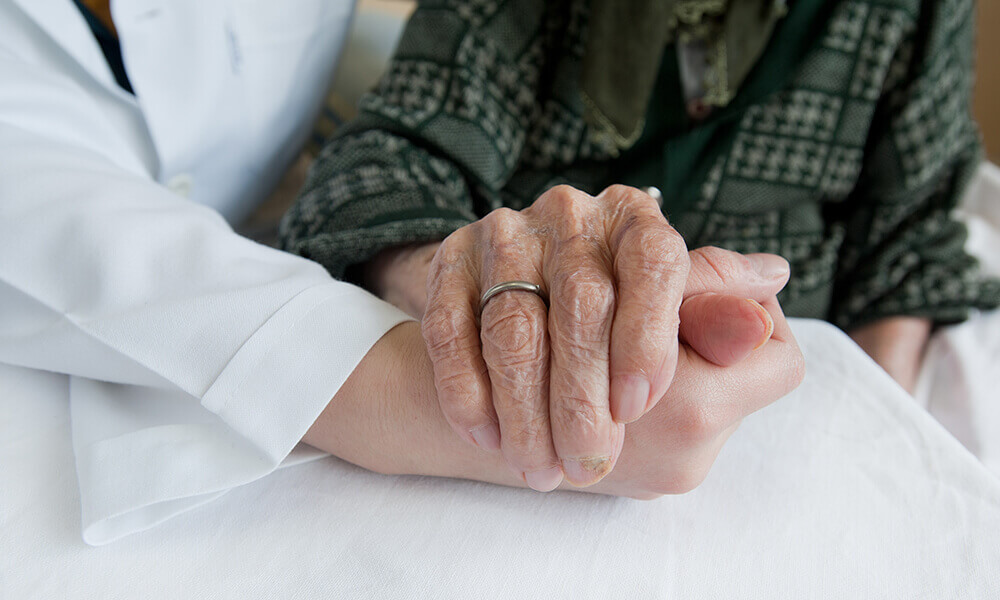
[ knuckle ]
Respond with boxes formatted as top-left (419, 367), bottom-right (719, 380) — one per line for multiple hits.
top-left (492, 370), bottom-right (546, 404)
top-left (483, 206), bottom-right (520, 225)
top-left (616, 223), bottom-right (689, 280)
top-left (481, 208), bottom-right (523, 243)
top-left (552, 393), bottom-right (605, 438)
top-left (601, 184), bottom-right (662, 218)
top-left (654, 224), bottom-right (688, 255)
top-left (501, 413), bottom-right (554, 462)
top-left (488, 358), bottom-right (546, 405)
top-left (421, 309), bottom-right (466, 356)
top-left (441, 225), bottom-right (474, 255)
top-left (538, 185), bottom-right (591, 232)
top-left (434, 370), bottom-right (480, 409)
top-left (432, 366), bottom-right (492, 433)
top-left (481, 299), bottom-right (545, 362)
top-left (540, 185), bottom-right (581, 209)
top-left (672, 402), bottom-right (721, 446)
top-left (428, 236), bottom-right (470, 283)
top-left (602, 184), bottom-right (634, 198)
top-left (690, 245), bottom-right (752, 287)
top-left (552, 271), bottom-right (615, 330)
top-left (436, 235), bottom-right (464, 263)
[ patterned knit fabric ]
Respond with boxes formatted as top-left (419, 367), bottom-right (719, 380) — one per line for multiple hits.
top-left (280, 0), bottom-right (1000, 331)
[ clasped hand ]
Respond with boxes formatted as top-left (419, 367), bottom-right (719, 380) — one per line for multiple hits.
top-left (369, 185), bottom-right (804, 494)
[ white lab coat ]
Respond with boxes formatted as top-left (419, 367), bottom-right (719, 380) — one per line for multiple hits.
top-left (0, 0), bottom-right (409, 544)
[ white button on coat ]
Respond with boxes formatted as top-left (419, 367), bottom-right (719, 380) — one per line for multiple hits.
top-left (166, 173), bottom-right (193, 198)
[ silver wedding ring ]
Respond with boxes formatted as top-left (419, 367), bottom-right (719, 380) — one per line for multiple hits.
top-left (479, 281), bottom-right (546, 315)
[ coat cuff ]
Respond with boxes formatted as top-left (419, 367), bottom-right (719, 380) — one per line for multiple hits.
top-left (199, 283), bottom-right (411, 461)
top-left (77, 283), bottom-right (411, 544)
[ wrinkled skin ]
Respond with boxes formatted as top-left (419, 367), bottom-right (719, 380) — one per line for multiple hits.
top-left (305, 249), bottom-right (805, 499)
top-left (368, 185), bottom-right (795, 491)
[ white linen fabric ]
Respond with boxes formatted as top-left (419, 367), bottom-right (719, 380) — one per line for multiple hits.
top-left (3, 319), bottom-right (999, 599)
top-left (0, 0), bottom-right (409, 544)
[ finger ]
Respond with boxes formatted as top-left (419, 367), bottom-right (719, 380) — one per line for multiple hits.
top-left (541, 192), bottom-right (621, 487)
top-left (678, 293), bottom-right (774, 366)
top-left (685, 247), bottom-right (790, 300)
top-left (602, 185), bottom-right (690, 424)
top-left (666, 296), bottom-right (804, 441)
top-left (585, 417), bottom-right (741, 500)
top-left (422, 230), bottom-right (499, 452)
top-left (477, 209), bottom-right (563, 492)
top-left (594, 300), bottom-right (799, 500)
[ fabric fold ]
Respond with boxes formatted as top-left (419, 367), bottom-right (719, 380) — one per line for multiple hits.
top-left (74, 283), bottom-right (410, 545)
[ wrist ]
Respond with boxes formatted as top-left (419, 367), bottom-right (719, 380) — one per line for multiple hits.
top-left (363, 242), bottom-right (441, 319)
top-left (849, 316), bottom-right (931, 392)
top-left (302, 322), bottom-right (521, 485)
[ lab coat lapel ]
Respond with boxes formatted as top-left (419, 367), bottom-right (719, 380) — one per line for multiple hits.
top-left (11, 0), bottom-right (122, 94)
top-left (112, 0), bottom-right (247, 185)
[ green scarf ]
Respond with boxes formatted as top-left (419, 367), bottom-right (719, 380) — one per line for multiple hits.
top-left (582, 0), bottom-right (788, 151)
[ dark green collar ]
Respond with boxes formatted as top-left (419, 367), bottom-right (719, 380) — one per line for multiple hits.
top-left (613, 0), bottom-right (837, 217)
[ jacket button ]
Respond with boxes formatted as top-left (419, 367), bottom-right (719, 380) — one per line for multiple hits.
top-left (166, 174), bottom-right (193, 198)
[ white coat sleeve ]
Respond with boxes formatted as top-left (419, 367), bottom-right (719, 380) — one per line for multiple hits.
top-left (0, 38), bottom-right (410, 543)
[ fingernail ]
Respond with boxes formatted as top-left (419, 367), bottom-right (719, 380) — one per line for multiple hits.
top-left (747, 254), bottom-right (789, 280)
top-left (470, 424), bottom-right (501, 452)
top-left (563, 456), bottom-right (614, 487)
top-left (524, 466), bottom-right (563, 492)
top-left (744, 299), bottom-right (775, 349)
top-left (611, 375), bottom-right (650, 423)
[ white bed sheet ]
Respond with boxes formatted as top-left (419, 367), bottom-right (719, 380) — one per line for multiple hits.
top-left (3, 319), bottom-right (999, 599)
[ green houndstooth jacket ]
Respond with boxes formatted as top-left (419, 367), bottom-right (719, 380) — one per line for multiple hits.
top-left (280, 0), bottom-right (1000, 331)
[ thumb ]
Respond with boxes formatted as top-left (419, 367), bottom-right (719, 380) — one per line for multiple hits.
top-left (678, 293), bottom-right (774, 366)
top-left (684, 248), bottom-right (790, 300)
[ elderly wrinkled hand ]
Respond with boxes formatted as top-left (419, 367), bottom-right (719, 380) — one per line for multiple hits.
top-left (413, 185), bottom-right (791, 490)
top-left (310, 232), bottom-right (804, 499)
